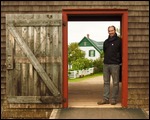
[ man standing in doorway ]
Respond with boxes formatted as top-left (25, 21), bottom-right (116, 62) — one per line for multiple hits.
top-left (97, 25), bottom-right (122, 105)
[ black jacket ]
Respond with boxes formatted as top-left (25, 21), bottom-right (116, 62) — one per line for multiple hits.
top-left (103, 33), bottom-right (122, 64)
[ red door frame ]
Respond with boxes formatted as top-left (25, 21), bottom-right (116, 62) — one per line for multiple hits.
top-left (62, 9), bottom-right (128, 108)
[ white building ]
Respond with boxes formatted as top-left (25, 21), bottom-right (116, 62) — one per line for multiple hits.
top-left (78, 34), bottom-right (104, 60)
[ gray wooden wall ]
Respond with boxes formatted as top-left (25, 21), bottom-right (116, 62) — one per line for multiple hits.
top-left (1, 1), bottom-right (149, 118)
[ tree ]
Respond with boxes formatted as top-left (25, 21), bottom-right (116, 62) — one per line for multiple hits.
top-left (116, 27), bottom-right (121, 38)
top-left (72, 58), bottom-right (93, 70)
top-left (68, 42), bottom-right (85, 65)
top-left (93, 50), bottom-right (104, 73)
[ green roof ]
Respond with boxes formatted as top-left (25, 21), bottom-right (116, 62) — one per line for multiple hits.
top-left (78, 36), bottom-right (104, 53)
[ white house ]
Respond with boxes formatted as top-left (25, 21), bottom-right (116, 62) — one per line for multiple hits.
top-left (78, 34), bottom-right (104, 60)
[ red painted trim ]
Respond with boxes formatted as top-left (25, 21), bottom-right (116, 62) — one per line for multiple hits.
top-left (62, 9), bottom-right (128, 108)
top-left (62, 12), bottom-right (68, 108)
top-left (121, 12), bottom-right (128, 107)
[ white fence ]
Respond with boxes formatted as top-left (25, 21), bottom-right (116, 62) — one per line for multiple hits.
top-left (68, 67), bottom-right (94, 79)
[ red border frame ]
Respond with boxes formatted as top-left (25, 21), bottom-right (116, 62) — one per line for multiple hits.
top-left (62, 9), bottom-right (128, 108)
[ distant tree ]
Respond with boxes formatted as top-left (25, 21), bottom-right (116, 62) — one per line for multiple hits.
top-left (93, 50), bottom-right (104, 73)
top-left (100, 50), bottom-right (104, 59)
top-left (68, 42), bottom-right (85, 65)
top-left (116, 27), bottom-right (121, 38)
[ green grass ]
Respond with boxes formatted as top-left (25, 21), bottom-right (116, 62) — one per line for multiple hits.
top-left (68, 73), bottom-right (103, 82)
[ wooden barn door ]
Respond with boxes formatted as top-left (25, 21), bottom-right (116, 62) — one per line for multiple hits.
top-left (6, 14), bottom-right (62, 104)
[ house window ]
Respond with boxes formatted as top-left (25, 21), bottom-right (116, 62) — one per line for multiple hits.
top-left (89, 50), bottom-right (95, 57)
top-left (84, 42), bottom-right (86, 46)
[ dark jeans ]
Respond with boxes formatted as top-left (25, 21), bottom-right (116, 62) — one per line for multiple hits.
top-left (103, 64), bottom-right (120, 101)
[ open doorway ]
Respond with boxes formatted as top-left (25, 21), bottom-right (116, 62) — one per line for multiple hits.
top-left (62, 9), bottom-right (128, 108)
top-left (68, 21), bottom-right (122, 107)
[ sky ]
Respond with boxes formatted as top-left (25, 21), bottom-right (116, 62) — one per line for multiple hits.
top-left (68, 21), bottom-right (120, 44)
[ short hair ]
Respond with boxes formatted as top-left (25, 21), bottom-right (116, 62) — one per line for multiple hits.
top-left (108, 25), bottom-right (116, 31)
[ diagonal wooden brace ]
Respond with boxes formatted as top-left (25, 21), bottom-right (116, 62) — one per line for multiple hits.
top-left (8, 25), bottom-right (60, 97)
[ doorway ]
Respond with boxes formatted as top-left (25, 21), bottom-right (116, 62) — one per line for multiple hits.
top-left (62, 9), bottom-right (128, 108)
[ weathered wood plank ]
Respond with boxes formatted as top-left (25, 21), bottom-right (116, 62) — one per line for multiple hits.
top-left (1, 48), bottom-right (6, 55)
top-left (128, 83), bottom-right (149, 89)
top-left (128, 77), bottom-right (149, 83)
top-left (58, 24), bottom-right (62, 93)
top-left (128, 11), bottom-right (149, 17)
top-left (5, 19), bottom-right (61, 27)
top-left (52, 26), bottom-right (59, 88)
top-left (2, 9), bottom-right (138, 18)
top-left (128, 53), bottom-right (149, 59)
top-left (52, 27), bottom-right (59, 57)
top-left (128, 48), bottom-right (149, 54)
top-left (1, 5), bottom-right (149, 12)
top-left (128, 60), bottom-right (149, 65)
top-left (1, 23), bottom-right (5, 29)
top-left (1, 71), bottom-right (6, 78)
top-left (33, 70), bottom-right (40, 96)
top-left (1, 17), bottom-right (5, 24)
top-left (128, 36), bottom-right (149, 42)
top-left (1, 1), bottom-right (149, 6)
top-left (28, 27), bottom-right (34, 96)
top-left (16, 27), bottom-right (24, 56)
top-left (128, 16), bottom-right (149, 22)
top-left (6, 14), bottom-right (62, 23)
top-left (1, 89), bottom-right (6, 95)
top-left (128, 103), bottom-right (148, 109)
top-left (1, 65), bottom-right (6, 72)
top-left (1, 42), bottom-right (6, 49)
top-left (33, 26), bottom-right (41, 96)
top-left (8, 96), bottom-right (41, 103)
top-left (1, 10), bottom-right (149, 18)
top-left (27, 73), bottom-right (34, 96)
top-left (128, 22), bottom-right (149, 29)
top-left (15, 63), bottom-right (21, 96)
top-left (9, 103), bottom-right (61, 108)
top-left (6, 33), bottom-right (14, 69)
top-left (21, 27), bottom-right (29, 96)
top-left (1, 36), bottom-right (6, 42)
top-left (128, 29), bottom-right (149, 35)
top-left (40, 26), bottom-right (46, 96)
top-left (128, 42), bottom-right (149, 47)
top-left (6, 26), bottom-right (14, 96)
top-left (1, 30), bottom-right (6, 36)
top-left (6, 69), bottom-right (14, 96)
top-left (7, 96), bottom-right (63, 103)
top-left (13, 57), bottom-right (61, 64)
top-left (1, 60), bottom-right (6, 66)
top-left (21, 64), bottom-right (28, 95)
top-left (128, 94), bottom-right (149, 99)
top-left (128, 66), bottom-right (149, 71)
top-left (128, 89), bottom-right (149, 94)
top-left (1, 110), bottom-right (53, 119)
top-left (45, 26), bottom-right (53, 96)
top-left (128, 71), bottom-right (149, 77)
top-left (8, 25), bottom-right (60, 96)
top-left (1, 83), bottom-right (6, 89)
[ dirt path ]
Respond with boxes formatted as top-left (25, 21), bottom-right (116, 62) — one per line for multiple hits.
top-left (68, 76), bottom-right (122, 107)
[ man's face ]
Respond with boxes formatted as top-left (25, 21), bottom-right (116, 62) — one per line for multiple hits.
top-left (108, 27), bottom-right (116, 37)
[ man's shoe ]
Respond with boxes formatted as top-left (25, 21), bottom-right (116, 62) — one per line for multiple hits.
top-left (111, 100), bottom-right (117, 105)
top-left (97, 99), bottom-right (109, 105)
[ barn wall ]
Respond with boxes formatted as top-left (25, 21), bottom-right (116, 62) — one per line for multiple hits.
top-left (1, 1), bottom-right (149, 118)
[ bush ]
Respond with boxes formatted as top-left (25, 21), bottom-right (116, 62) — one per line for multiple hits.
top-left (72, 58), bottom-right (93, 70)
top-left (93, 58), bottom-right (103, 73)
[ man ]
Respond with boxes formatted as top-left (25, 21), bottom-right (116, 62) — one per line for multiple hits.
top-left (97, 25), bottom-right (122, 105)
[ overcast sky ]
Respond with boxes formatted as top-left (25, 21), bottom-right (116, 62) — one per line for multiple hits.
top-left (68, 21), bottom-right (120, 44)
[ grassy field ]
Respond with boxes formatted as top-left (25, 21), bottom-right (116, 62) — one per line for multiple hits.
top-left (68, 73), bottom-right (103, 82)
